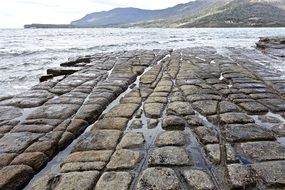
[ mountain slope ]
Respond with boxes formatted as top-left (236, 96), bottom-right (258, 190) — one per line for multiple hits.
top-left (179, 0), bottom-right (285, 27)
top-left (71, 0), bottom-right (285, 27)
top-left (71, 8), bottom-right (158, 27)
top-left (71, 0), bottom-right (232, 27)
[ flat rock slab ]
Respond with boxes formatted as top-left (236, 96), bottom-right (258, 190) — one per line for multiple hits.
top-left (224, 124), bottom-right (275, 142)
top-left (166, 101), bottom-right (195, 116)
top-left (261, 99), bottom-right (285, 112)
top-left (10, 152), bottom-right (48, 171)
top-left (182, 169), bottom-right (215, 190)
top-left (145, 97), bottom-right (168, 104)
top-left (66, 119), bottom-right (89, 136)
top-left (192, 100), bottom-right (218, 115)
top-left (94, 118), bottom-right (129, 130)
top-left (0, 153), bottom-right (17, 167)
top-left (32, 171), bottom-right (99, 190)
top-left (271, 124), bottom-right (285, 136)
top-left (60, 162), bottom-right (105, 172)
top-left (162, 116), bottom-right (186, 130)
top-left (227, 164), bottom-right (255, 189)
top-left (2, 48), bottom-right (285, 190)
top-left (185, 115), bottom-right (204, 126)
top-left (214, 112), bottom-right (254, 124)
top-left (193, 126), bottom-right (219, 145)
top-left (205, 144), bottom-right (237, 164)
top-left (120, 97), bottom-right (142, 104)
top-left (95, 172), bottom-right (133, 190)
top-left (0, 106), bottom-right (22, 121)
top-left (107, 149), bottom-right (143, 170)
top-left (136, 167), bottom-right (181, 190)
top-left (47, 67), bottom-right (83, 76)
top-left (27, 104), bottom-right (80, 120)
top-left (240, 141), bottom-right (285, 162)
top-left (0, 165), bottom-right (34, 190)
top-left (0, 132), bottom-right (42, 153)
top-left (147, 119), bottom-right (158, 129)
top-left (187, 94), bottom-right (221, 102)
top-left (251, 161), bottom-right (285, 187)
top-left (130, 120), bottom-right (143, 129)
top-left (73, 130), bottom-right (122, 151)
top-left (64, 150), bottom-right (113, 163)
top-left (144, 103), bottom-right (165, 118)
top-left (12, 124), bottom-right (54, 133)
top-left (150, 92), bottom-right (169, 97)
top-left (238, 101), bottom-right (268, 114)
top-left (46, 96), bottom-right (84, 105)
top-left (117, 132), bottom-right (145, 149)
top-left (154, 85), bottom-right (172, 93)
top-left (156, 131), bottom-right (185, 147)
top-left (105, 103), bottom-right (139, 118)
top-left (219, 101), bottom-right (241, 113)
top-left (257, 115), bottom-right (281, 123)
top-left (15, 90), bottom-right (54, 99)
top-left (148, 146), bottom-right (191, 166)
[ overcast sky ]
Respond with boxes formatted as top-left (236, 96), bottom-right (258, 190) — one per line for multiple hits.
top-left (0, 0), bottom-right (192, 28)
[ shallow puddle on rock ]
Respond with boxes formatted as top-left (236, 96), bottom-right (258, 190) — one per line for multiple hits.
top-left (184, 126), bottom-right (209, 168)
top-left (23, 124), bottom-right (91, 190)
top-left (219, 73), bottom-right (224, 81)
top-left (24, 73), bottom-right (149, 189)
top-left (24, 52), bottom-right (170, 190)
top-left (106, 62), bottom-right (116, 78)
top-left (252, 111), bottom-right (285, 129)
top-left (16, 107), bottom-right (38, 123)
top-left (194, 110), bottom-right (220, 132)
top-left (277, 137), bottom-right (285, 146)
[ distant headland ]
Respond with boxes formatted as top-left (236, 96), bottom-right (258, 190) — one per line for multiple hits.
top-left (23, 24), bottom-right (86, 29)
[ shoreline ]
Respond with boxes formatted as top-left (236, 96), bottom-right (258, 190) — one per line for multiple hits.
top-left (23, 25), bottom-right (285, 29)
top-left (0, 45), bottom-right (285, 189)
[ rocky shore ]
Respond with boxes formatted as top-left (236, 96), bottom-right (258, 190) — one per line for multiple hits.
top-left (256, 36), bottom-right (285, 58)
top-left (0, 46), bottom-right (285, 190)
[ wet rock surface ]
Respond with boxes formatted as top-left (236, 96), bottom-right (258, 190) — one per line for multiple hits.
top-left (0, 48), bottom-right (284, 189)
top-left (256, 37), bottom-right (285, 58)
top-left (136, 167), bottom-right (181, 190)
top-left (182, 169), bottom-right (215, 190)
top-left (95, 171), bottom-right (133, 190)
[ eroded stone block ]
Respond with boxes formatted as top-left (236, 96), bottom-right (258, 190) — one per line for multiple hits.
top-left (94, 118), bottom-right (129, 130)
top-left (95, 172), bottom-right (133, 190)
top-left (0, 165), bottom-right (34, 190)
top-left (156, 131), bottom-right (185, 147)
top-left (0, 132), bottom-right (42, 153)
top-left (144, 103), bottom-right (165, 118)
top-left (73, 130), bottom-right (121, 151)
top-left (182, 169), bottom-right (215, 190)
top-left (136, 167), bottom-right (181, 190)
top-left (251, 161), bottom-right (285, 187)
top-left (148, 146), bottom-right (190, 166)
top-left (117, 132), bottom-right (145, 149)
top-left (107, 149), bottom-right (142, 170)
top-left (11, 152), bottom-right (48, 171)
top-left (227, 164), bottom-right (255, 189)
top-left (240, 141), bottom-right (285, 162)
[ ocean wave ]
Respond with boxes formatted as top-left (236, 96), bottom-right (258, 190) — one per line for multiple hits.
top-left (0, 40), bottom-right (163, 58)
top-left (0, 49), bottom-right (52, 57)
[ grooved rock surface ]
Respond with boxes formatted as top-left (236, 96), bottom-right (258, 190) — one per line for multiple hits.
top-left (1, 48), bottom-right (285, 190)
top-left (136, 167), bottom-right (181, 190)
